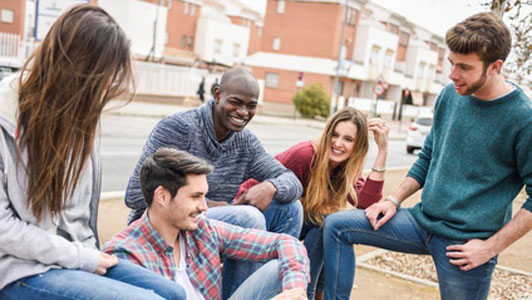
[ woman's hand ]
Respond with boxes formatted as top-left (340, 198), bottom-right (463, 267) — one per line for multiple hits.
top-left (367, 118), bottom-right (389, 151)
top-left (94, 252), bottom-right (118, 275)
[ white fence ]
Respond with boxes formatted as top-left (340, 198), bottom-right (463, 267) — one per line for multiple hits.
top-left (0, 32), bottom-right (39, 64)
top-left (343, 97), bottom-right (432, 118)
top-left (134, 60), bottom-right (222, 98)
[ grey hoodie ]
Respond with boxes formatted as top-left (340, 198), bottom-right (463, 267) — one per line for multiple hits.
top-left (0, 75), bottom-right (102, 289)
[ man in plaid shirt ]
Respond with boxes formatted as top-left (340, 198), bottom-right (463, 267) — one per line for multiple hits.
top-left (104, 148), bottom-right (309, 300)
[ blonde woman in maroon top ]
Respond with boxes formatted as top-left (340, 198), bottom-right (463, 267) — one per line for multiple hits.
top-left (237, 107), bottom-right (389, 299)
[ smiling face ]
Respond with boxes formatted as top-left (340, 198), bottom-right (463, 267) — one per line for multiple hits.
top-left (329, 121), bottom-right (357, 167)
top-left (448, 52), bottom-right (491, 96)
top-left (213, 71), bottom-right (259, 141)
top-left (165, 174), bottom-right (209, 232)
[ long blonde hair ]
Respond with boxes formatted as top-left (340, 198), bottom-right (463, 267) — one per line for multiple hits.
top-left (303, 107), bottom-right (369, 226)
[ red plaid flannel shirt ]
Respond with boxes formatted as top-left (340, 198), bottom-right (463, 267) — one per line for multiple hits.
top-left (104, 212), bottom-right (309, 300)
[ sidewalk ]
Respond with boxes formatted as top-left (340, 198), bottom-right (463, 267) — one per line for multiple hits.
top-left (105, 99), bottom-right (408, 140)
top-left (98, 168), bottom-right (531, 300)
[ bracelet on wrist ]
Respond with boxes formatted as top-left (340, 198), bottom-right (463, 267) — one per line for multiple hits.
top-left (384, 195), bottom-right (400, 208)
top-left (371, 166), bottom-right (386, 172)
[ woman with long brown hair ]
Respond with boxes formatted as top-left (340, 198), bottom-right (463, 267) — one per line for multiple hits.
top-left (237, 107), bottom-right (388, 299)
top-left (0, 5), bottom-right (184, 300)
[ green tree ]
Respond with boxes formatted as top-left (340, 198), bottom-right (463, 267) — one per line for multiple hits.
top-left (293, 83), bottom-right (330, 118)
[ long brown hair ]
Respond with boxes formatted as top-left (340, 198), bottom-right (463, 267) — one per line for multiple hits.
top-left (17, 5), bottom-right (133, 220)
top-left (303, 107), bottom-right (369, 226)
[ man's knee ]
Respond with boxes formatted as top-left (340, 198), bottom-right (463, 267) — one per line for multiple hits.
top-left (234, 206), bottom-right (267, 230)
top-left (323, 210), bottom-right (365, 236)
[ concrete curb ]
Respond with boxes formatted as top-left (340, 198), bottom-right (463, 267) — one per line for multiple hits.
top-left (101, 191), bottom-right (125, 201)
top-left (357, 249), bottom-right (532, 294)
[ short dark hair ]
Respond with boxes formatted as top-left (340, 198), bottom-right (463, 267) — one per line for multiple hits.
top-left (445, 12), bottom-right (512, 66)
top-left (139, 148), bottom-right (213, 207)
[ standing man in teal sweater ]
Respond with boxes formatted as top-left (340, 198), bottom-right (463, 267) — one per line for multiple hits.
top-left (322, 12), bottom-right (532, 300)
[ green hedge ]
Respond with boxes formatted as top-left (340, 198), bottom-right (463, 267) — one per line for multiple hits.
top-left (293, 83), bottom-right (330, 118)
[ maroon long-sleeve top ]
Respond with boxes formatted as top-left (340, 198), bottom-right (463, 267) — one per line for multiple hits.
top-left (235, 141), bottom-right (383, 209)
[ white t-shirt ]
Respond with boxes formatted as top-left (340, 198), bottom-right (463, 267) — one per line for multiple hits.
top-left (175, 234), bottom-right (205, 300)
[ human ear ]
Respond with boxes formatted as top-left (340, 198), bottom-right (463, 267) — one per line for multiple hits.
top-left (490, 60), bottom-right (503, 75)
top-left (154, 186), bottom-right (170, 206)
top-left (213, 86), bottom-right (221, 104)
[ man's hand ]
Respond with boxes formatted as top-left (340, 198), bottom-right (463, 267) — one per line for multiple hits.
top-left (270, 287), bottom-right (307, 300)
top-left (365, 200), bottom-right (397, 231)
top-left (94, 252), bottom-right (118, 275)
top-left (446, 239), bottom-right (497, 271)
top-left (233, 181), bottom-right (276, 211)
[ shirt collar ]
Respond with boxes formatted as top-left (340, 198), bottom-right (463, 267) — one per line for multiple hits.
top-left (140, 211), bottom-right (174, 253)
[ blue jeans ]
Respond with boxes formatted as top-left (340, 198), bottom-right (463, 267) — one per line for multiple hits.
top-left (228, 260), bottom-right (284, 300)
top-left (300, 221), bottom-right (325, 300)
top-left (323, 209), bottom-right (497, 300)
top-left (207, 200), bottom-right (303, 299)
top-left (0, 260), bottom-right (185, 300)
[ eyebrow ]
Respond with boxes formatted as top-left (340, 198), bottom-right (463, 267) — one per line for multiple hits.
top-left (447, 57), bottom-right (474, 68)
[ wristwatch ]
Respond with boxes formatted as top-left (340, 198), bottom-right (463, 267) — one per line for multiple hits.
top-left (384, 195), bottom-right (401, 208)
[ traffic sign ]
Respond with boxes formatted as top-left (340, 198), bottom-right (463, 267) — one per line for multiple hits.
top-left (373, 83), bottom-right (385, 96)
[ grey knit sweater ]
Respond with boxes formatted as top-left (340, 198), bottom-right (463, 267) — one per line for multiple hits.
top-left (126, 100), bottom-right (303, 223)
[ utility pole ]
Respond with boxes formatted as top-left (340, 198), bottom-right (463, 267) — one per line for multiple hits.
top-left (146, 0), bottom-right (164, 61)
top-left (331, 0), bottom-right (348, 115)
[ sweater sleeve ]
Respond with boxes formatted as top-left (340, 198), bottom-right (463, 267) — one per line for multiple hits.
top-left (407, 88), bottom-right (448, 187)
top-left (211, 219), bottom-right (309, 290)
top-left (275, 142), bottom-right (314, 189)
top-left (246, 135), bottom-right (303, 203)
top-left (515, 120), bottom-right (532, 212)
top-left (351, 177), bottom-right (384, 209)
top-left (125, 115), bottom-right (191, 224)
top-left (234, 142), bottom-right (313, 202)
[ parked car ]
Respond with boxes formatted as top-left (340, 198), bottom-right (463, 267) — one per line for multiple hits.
top-left (406, 115), bottom-right (433, 154)
top-left (0, 57), bottom-right (21, 81)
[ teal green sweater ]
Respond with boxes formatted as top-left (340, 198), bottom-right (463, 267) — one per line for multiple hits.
top-left (408, 83), bottom-right (532, 240)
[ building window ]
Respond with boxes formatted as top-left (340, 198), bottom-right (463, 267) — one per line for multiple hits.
top-left (428, 65), bottom-right (436, 80)
top-left (399, 31), bottom-right (409, 46)
top-left (190, 4), bottom-right (196, 16)
top-left (277, 0), bottom-right (285, 14)
top-left (418, 62), bottom-right (426, 78)
top-left (437, 46), bottom-right (445, 71)
top-left (181, 35), bottom-right (187, 48)
top-left (370, 46), bottom-right (380, 64)
top-left (273, 37), bottom-right (281, 51)
top-left (384, 50), bottom-right (394, 68)
top-left (188, 36), bottom-right (194, 48)
top-left (233, 43), bottom-right (240, 58)
top-left (214, 39), bottom-right (223, 54)
top-left (265, 73), bottom-right (279, 88)
top-left (1, 9), bottom-right (14, 23)
top-left (258, 27), bottom-right (263, 37)
top-left (396, 31), bottom-right (410, 61)
top-left (386, 23), bottom-right (400, 34)
top-left (184, 2), bottom-right (189, 14)
top-left (344, 7), bottom-right (356, 26)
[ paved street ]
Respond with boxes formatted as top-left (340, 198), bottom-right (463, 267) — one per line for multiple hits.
top-left (100, 113), bottom-right (417, 192)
